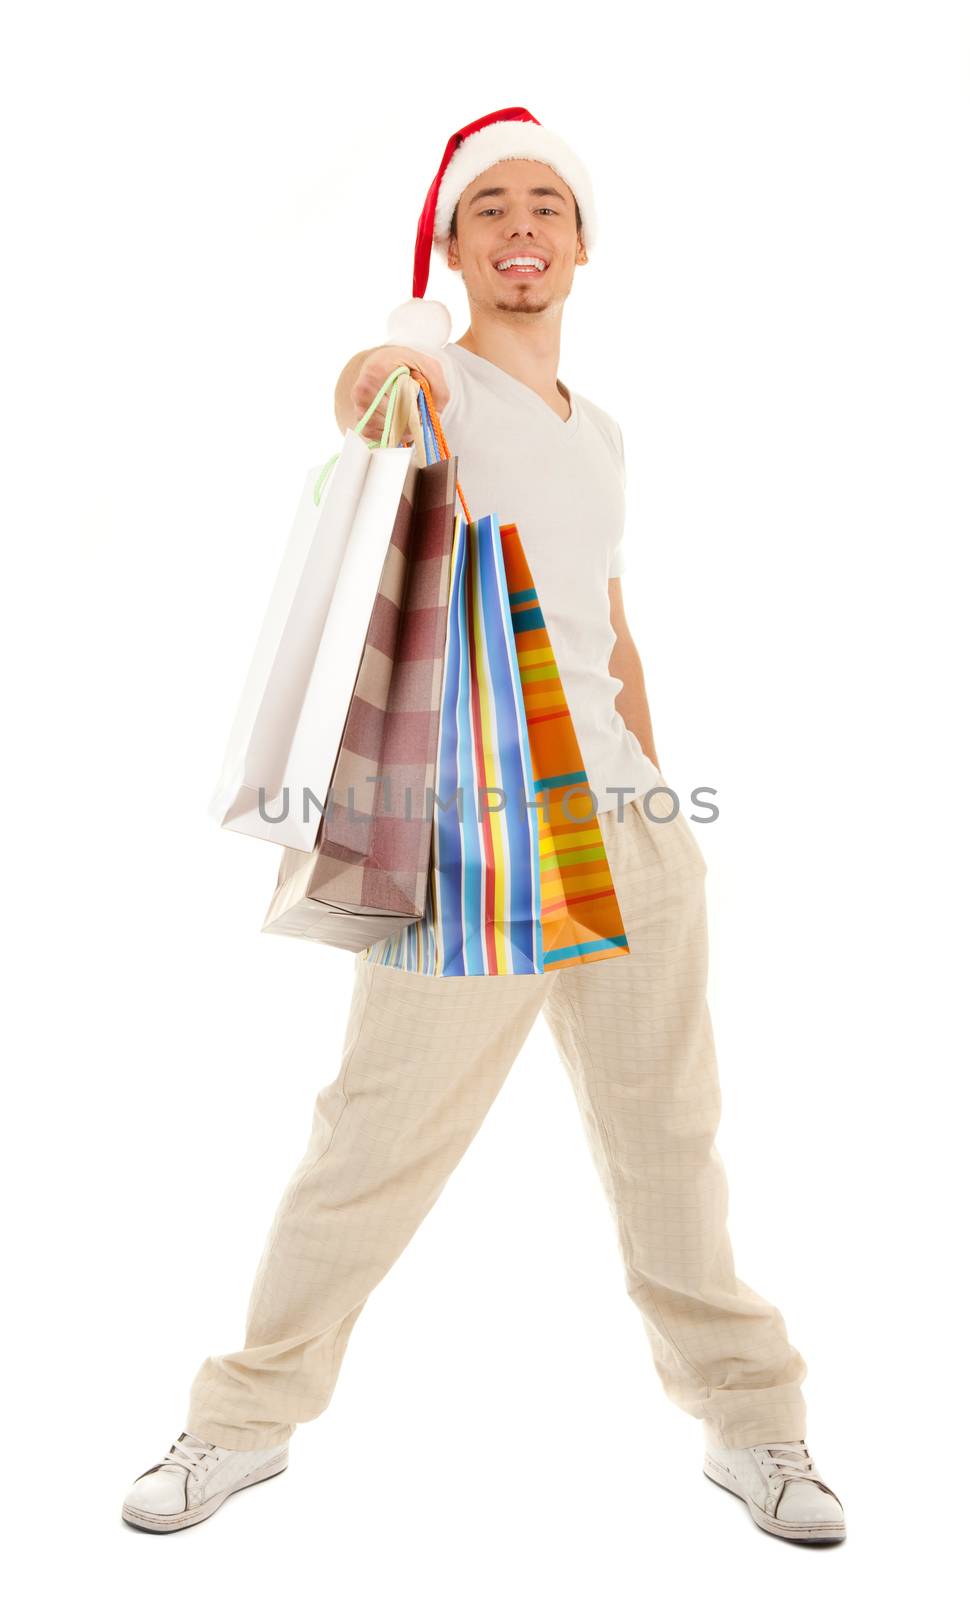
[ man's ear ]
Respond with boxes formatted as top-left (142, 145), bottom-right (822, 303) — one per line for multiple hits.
top-left (446, 234), bottom-right (461, 272)
top-left (576, 233), bottom-right (589, 266)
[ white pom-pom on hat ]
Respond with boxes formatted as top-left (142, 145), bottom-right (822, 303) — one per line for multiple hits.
top-left (385, 298), bottom-right (453, 352)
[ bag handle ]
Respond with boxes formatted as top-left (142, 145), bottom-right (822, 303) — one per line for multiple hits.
top-left (411, 374), bottom-right (472, 524)
top-left (313, 364), bottom-right (413, 506)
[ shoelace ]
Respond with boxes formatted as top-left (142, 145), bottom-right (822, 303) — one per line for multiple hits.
top-left (758, 1442), bottom-right (826, 1489)
top-left (160, 1431), bottom-right (218, 1482)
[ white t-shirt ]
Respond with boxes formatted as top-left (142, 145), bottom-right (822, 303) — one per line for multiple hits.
top-left (431, 341), bottom-right (660, 816)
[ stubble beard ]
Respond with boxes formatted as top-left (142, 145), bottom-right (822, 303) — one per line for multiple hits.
top-left (490, 280), bottom-right (554, 316)
top-left (493, 297), bottom-right (552, 315)
top-left (461, 266), bottom-right (557, 317)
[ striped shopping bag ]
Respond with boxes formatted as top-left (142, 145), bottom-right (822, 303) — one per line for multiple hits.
top-left (262, 444), bottom-right (456, 949)
top-left (361, 381), bottom-right (630, 977)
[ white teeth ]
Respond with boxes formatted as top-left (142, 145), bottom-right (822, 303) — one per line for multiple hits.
top-left (496, 256), bottom-right (546, 271)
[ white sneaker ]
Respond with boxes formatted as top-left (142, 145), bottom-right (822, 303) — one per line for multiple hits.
top-left (703, 1432), bottom-right (846, 1543)
top-left (122, 1430), bottom-right (289, 1533)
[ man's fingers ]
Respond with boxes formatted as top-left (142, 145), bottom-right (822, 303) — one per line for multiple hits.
top-left (348, 345), bottom-right (451, 438)
top-left (378, 346), bottom-right (450, 415)
top-left (356, 396), bottom-right (388, 442)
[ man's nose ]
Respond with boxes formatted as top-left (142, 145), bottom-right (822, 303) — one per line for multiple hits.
top-left (503, 207), bottom-right (536, 237)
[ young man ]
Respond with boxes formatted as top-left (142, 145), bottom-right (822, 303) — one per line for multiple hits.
top-left (123, 108), bottom-right (845, 1543)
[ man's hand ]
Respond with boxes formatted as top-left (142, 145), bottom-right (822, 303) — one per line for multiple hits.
top-left (334, 345), bottom-right (450, 442)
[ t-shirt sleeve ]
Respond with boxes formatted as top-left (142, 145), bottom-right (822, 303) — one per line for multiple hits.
top-left (608, 421), bottom-right (627, 579)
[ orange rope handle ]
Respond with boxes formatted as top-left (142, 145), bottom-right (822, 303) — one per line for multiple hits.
top-left (413, 373), bottom-right (472, 525)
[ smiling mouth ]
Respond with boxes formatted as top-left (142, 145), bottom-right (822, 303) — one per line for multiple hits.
top-left (493, 256), bottom-right (548, 277)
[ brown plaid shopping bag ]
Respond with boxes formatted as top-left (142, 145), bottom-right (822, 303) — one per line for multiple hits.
top-left (261, 446), bottom-right (457, 949)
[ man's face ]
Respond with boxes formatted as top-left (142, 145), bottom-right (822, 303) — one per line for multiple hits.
top-left (447, 158), bottom-right (587, 317)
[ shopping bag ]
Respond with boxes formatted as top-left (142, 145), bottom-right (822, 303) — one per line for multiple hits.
top-left (360, 383), bottom-right (631, 976)
top-left (207, 366), bottom-right (419, 852)
top-left (261, 434), bottom-right (458, 949)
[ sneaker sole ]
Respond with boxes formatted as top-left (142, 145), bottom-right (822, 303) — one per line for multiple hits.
top-left (703, 1453), bottom-right (846, 1543)
top-left (122, 1450), bottom-right (289, 1533)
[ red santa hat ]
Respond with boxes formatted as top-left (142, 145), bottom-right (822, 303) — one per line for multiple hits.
top-left (386, 106), bottom-right (597, 352)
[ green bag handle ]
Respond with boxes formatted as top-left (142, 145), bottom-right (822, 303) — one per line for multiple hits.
top-left (313, 364), bottom-right (412, 506)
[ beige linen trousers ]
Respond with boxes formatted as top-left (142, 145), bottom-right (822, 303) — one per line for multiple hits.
top-left (187, 788), bottom-right (807, 1451)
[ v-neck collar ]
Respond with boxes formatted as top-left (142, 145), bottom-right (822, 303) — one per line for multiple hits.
top-left (450, 343), bottom-right (581, 441)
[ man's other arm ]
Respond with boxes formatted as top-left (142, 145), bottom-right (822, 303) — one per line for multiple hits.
top-left (608, 576), bottom-right (660, 770)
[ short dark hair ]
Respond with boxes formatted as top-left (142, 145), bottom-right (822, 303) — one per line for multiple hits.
top-left (449, 199), bottom-right (582, 241)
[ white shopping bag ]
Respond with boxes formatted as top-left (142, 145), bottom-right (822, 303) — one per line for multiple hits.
top-left (208, 368), bottom-right (419, 852)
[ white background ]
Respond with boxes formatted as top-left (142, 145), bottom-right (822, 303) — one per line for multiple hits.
top-left (4, 1), bottom-right (968, 1593)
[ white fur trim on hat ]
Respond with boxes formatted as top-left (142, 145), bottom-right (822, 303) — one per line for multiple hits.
top-left (432, 122), bottom-right (597, 256)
